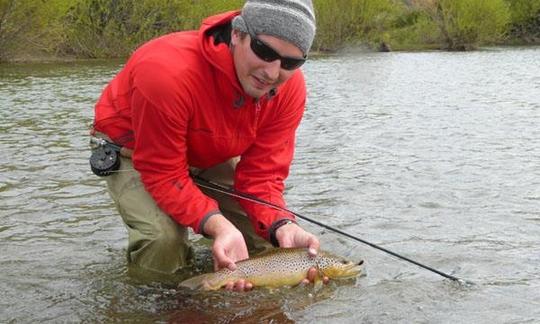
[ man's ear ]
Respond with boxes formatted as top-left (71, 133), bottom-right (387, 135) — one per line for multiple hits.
top-left (231, 29), bottom-right (240, 46)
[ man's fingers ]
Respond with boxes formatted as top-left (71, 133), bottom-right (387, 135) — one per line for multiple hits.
top-left (224, 279), bottom-right (253, 292)
top-left (307, 236), bottom-right (320, 256)
top-left (225, 281), bottom-right (234, 291)
top-left (307, 267), bottom-right (318, 282)
top-left (233, 279), bottom-right (246, 292)
top-left (245, 282), bottom-right (253, 290)
top-left (212, 244), bottom-right (239, 270)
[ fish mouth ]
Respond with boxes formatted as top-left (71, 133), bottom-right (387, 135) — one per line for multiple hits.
top-left (336, 260), bottom-right (364, 279)
top-left (349, 259), bottom-right (364, 271)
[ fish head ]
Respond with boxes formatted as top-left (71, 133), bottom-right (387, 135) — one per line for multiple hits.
top-left (316, 251), bottom-right (364, 280)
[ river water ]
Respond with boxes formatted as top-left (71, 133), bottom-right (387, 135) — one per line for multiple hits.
top-left (1, 47), bottom-right (539, 323)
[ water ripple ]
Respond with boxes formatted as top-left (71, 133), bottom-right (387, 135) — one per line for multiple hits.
top-left (2, 50), bottom-right (540, 322)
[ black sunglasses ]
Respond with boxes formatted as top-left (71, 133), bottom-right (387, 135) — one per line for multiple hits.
top-left (249, 36), bottom-right (306, 70)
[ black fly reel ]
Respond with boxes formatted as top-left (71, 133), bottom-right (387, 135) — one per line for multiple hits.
top-left (90, 145), bottom-right (120, 177)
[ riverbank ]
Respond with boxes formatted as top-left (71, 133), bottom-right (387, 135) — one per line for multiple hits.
top-left (1, 0), bottom-right (539, 63)
top-left (2, 41), bottom-right (538, 65)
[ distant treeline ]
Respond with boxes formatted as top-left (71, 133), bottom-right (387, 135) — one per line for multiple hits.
top-left (1, 0), bottom-right (539, 62)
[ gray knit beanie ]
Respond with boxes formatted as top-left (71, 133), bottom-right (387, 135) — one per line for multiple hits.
top-left (231, 0), bottom-right (316, 55)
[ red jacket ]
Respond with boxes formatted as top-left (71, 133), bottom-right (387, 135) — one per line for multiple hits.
top-left (93, 11), bottom-right (306, 240)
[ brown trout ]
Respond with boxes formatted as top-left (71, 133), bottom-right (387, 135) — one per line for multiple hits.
top-left (179, 248), bottom-right (363, 290)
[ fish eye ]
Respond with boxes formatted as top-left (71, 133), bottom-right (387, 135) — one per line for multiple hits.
top-left (341, 260), bottom-right (349, 264)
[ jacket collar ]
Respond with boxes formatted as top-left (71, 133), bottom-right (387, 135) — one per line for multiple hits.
top-left (199, 11), bottom-right (244, 95)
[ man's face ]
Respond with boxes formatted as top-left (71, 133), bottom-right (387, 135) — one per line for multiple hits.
top-left (231, 30), bottom-right (304, 99)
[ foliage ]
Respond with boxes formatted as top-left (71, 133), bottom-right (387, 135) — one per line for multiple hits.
top-left (60, 0), bottom-right (243, 58)
top-left (0, 0), bottom-right (40, 61)
top-left (0, 0), bottom-right (71, 61)
top-left (422, 0), bottom-right (511, 50)
top-left (63, 0), bottom-right (176, 58)
top-left (1, 0), bottom-right (538, 62)
top-left (386, 9), bottom-right (441, 50)
top-left (504, 0), bottom-right (540, 40)
top-left (313, 0), bottom-right (403, 51)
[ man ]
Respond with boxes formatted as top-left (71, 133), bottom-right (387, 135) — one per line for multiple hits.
top-left (92, 0), bottom-right (324, 290)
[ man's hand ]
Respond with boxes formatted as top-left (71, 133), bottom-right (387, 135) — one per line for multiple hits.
top-left (275, 221), bottom-right (319, 254)
top-left (275, 222), bottom-right (329, 285)
top-left (203, 214), bottom-right (248, 271)
top-left (203, 214), bottom-right (252, 291)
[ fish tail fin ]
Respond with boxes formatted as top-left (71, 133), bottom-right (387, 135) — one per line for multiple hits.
top-left (178, 273), bottom-right (214, 290)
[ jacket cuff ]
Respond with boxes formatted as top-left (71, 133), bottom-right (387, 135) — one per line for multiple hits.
top-left (268, 218), bottom-right (297, 247)
top-left (198, 209), bottom-right (222, 237)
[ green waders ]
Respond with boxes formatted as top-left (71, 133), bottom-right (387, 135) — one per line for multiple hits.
top-left (105, 156), bottom-right (272, 275)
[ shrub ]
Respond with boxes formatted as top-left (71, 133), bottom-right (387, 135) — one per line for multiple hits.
top-left (387, 9), bottom-right (442, 50)
top-left (428, 0), bottom-right (511, 50)
top-left (0, 0), bottom-right (41, 61)
top-left (505, 0), bottom-right (540, 41)
top-left (313, 0), bottom-right (403, 51)
top-left (60, 0), bottom-right (243, 58)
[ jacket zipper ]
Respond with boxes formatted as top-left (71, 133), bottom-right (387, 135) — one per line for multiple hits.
top-left (254, 100), bottom-right (262, 127)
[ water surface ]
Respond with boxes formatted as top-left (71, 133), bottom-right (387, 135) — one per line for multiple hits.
top-left (1, 48), bottom-right (539, 323)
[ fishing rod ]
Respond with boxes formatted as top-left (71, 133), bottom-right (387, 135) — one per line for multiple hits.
top-left (89, 137), bottom-right (466, 283)
top-left (193, 175), bottom-right (466, 284)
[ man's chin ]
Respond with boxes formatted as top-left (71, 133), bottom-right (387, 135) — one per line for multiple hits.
top-left (245, 86), bottom-right (269, 99)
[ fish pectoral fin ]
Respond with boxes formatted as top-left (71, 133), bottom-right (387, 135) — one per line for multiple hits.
top-left (312, 266), bottom-right (326, 292)
top-left (201, 280), bottom-right (213, 291)
top-left (313, 276), bottom-right (324, 292)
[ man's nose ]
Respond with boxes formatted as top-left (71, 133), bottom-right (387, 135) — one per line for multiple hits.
top-left (262, 59), bottom-right (281, 81)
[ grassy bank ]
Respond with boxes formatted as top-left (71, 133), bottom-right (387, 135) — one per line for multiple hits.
top-left (1, 0), bottom-right (539, 62)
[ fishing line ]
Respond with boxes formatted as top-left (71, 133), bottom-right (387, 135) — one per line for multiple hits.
top-left (192, 175), bottom-right (470, 284)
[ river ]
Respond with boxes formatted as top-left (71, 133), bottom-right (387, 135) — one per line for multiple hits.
top-left (1, 47), bottom-right (539, 323)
